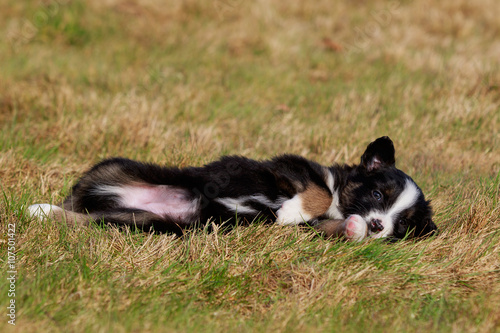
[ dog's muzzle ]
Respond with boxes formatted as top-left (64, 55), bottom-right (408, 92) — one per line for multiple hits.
top-left (370, 219), bottom-right (384, 233)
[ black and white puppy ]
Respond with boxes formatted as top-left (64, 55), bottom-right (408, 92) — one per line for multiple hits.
top-left (28, 136), bottom-right (436, 241)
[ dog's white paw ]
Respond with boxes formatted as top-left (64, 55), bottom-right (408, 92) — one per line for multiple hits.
top-left (27, 204), bottom-right (60, 220)
top-left (344, 214), bottom-right (368, 241)
top-left (276, 196), bottom-right (312, 225)
top-left (276, 210), bottom-right (309, 225)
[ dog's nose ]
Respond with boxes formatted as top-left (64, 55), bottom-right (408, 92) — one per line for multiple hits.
top-left (370, 219), bottom-right (384, 232)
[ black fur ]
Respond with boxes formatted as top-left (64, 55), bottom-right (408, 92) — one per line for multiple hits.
top-left (56, 136), bottom-right (436, 240)
top-left (63, 155), bottom-right (330, 233)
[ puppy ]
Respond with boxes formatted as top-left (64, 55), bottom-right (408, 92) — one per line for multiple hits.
top-left (28, 136), bottom-right (436, 241)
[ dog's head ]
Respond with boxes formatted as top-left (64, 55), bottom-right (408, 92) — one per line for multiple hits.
top-left (339, 136), bottom-right (436, 240)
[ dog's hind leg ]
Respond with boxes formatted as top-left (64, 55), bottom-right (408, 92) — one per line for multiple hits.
top-left (87, 209), bottom-right (186, 235)
top-left (28, 204), bottom-right (185, 235)
top-left (28, 204), bottom-right (70, 223)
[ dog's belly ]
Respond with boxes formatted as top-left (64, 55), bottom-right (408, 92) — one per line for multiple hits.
top-left (94, 184), bottom-right (198, 220)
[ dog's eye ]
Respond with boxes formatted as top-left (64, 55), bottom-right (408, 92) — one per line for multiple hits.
top-left (399, 218), bottom-right (408, 226)
top-left (372, 190), bottom-right (383, 201)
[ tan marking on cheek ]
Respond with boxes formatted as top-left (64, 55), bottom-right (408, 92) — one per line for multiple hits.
top-left (301, 184), bottom-right (332, 217)
top-left (385, 188), bottom-right (395, 197)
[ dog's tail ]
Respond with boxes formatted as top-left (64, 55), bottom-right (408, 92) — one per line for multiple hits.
top-left (27, 204), bottom-right (185, 235)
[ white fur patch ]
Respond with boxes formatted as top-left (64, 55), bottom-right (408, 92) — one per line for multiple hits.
top-left (368, 179), bottom-right (420, 239)
top-left (248, 194), bottom-right (286, 210)
top-left (28, 204), bottom-right (61, 220)
top-left (324, 169), bottom-right (344, 219)
top-left (387, 180), bottom-right (420, 216)
top-left (214, 197), bottom-right (258, 215)
top-left (276, 195), bottom-right (312, 225)
top-left (215, 194), bottom-right (286, 215)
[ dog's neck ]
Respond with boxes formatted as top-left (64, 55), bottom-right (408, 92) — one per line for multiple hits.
top-left (323, 164), bottom-right (355, 219)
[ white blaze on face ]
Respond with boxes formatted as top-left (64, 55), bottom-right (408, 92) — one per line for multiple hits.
top-left (366, 180), bottom-right (420, 239)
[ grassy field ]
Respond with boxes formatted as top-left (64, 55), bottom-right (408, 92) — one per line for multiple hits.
top-left (1, 0), bottom-right (499, 331)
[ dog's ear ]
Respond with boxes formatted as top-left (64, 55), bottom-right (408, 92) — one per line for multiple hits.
top-left (360, 136), bottom-right (396, 171)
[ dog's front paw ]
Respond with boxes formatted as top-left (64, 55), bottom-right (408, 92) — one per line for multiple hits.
top-left (275, 196), bottom-right (312, 225)
top-left (344, 215), bottom-right (368, 241)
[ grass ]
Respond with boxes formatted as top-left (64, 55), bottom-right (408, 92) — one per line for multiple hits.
top-left (1, 0), bottom-right (499, 331)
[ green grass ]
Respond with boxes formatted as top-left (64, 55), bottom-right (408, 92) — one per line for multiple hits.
top-left (1, 0), bottom-right (499, 332)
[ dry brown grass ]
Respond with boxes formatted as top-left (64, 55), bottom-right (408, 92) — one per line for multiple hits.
top-left (1, 0), bottom-right (499, 331)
